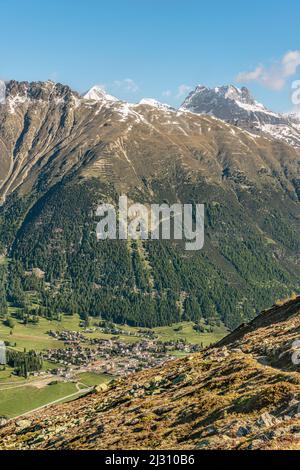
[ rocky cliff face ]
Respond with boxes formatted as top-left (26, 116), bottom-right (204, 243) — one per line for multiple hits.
top-left (1, 80), bottom-right (300, 328)
top-left (181, 85), bottom-right (300, 148)
top-left (1, 297), bottom-right (300, 450)
top-left (1, 80), bottom-right (300, 204)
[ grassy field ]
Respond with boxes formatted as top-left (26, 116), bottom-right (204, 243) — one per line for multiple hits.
top-left (154, 322), bottom-right (228, 347)
top-left (112, 321), bottom-right (228, 347)
top-left (76, 372), bottom-right (113, 387)
top-left (0, 370), bottom-right (113, 418)
top-left (0, 314), bottom-right (83, 352)
top-left (82, 328), bottom-right (141, 345)
top-left (0, 367), bottom-right (26, 383)
top-left (0, 314), bottom-right (227, 354)
top-left (0, 381), bottom-right (78, 418)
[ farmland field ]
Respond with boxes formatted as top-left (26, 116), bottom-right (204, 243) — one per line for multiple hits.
top-left (0, 381), bottom-right (79, 418)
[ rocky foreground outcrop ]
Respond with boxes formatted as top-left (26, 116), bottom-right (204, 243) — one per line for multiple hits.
top-left (1, 297), bottom-right (300, 450)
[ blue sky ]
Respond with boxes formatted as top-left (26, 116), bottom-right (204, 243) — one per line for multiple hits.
top-left (1, 0), bottom-right (300, 111)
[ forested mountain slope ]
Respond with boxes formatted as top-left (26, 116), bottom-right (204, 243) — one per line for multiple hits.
top-left (1, 81), bottom-right (300, 328)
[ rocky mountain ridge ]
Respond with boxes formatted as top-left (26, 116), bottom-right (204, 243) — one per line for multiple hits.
top-left (181, 84), bottom-right (300, 148)
top-left (1, 80), bottom-right (300, 329)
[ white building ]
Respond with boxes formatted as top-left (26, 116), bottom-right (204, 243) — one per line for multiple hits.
top-left (0, 341), bottom-right (6, 365)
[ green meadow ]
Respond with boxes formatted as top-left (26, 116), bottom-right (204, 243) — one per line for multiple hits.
top-left (0, 381), bottom-right (78, 418)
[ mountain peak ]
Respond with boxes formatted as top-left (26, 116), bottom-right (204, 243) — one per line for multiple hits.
top-left (180, 83), bottom-right (300, 148)
top-left (83, 85), bottom-right (119, 103)
top-left (182, 84), bottom-right (263, 113)
top-left (215, 84), bottom-right (256, 105)
top-left (138, 98), bottom-right (174, 111)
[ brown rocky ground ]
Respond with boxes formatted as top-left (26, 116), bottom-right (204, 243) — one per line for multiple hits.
top-left (1, 297), bottom-right (300, 450)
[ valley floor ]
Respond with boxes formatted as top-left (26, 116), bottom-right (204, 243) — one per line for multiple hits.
top-left (0, 315), bottom-right (226, 418)
top-left (1, 297), bottom-right (300, 450)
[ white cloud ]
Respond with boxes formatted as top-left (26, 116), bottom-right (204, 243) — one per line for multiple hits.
top-left (113, 78), bottom-right (139, 93)
top-left (176, 84), bottom-right (192, 98)
top-left (236, 51), bottom-right (300, 91)
top-left (282, 51), bottom-right (300, 77)
top-left (237, 66), bottom-right (264, 82)
top-left (291, 80), bottom-right (300, 117)
top-left (162, 90), bottom-right (172, 97)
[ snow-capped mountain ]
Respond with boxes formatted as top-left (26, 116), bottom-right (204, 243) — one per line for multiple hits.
top-left (181, 85), bottom-right (300, 148)
top-left (83, 85), bottom-right (119, 102)
top-left (2, 78), bottom-right (300, 334)
top-left (2, 79), bottom-right (300, 150)
top-left (138, 98), bottom-right (174, 111)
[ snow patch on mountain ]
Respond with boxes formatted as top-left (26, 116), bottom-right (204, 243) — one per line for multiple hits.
top-left (138, 98), bottom-right (174, 111)
top-left (7, 94), bottom-right (30, 114)
top-left (181, 84), bottom-right (278, 117)
top-left (181, 84), bottom-right (300, 148)
top-left (83, 85), bottom-right (119, 103)
top-left (261, 123), bottom-right (300, 147)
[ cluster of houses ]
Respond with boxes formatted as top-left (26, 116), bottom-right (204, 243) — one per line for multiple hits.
top-left (43, 338), bottom-right (168, 375)
top-left (162, 340), bottom-right (202, 353)
top-left (43, 331), bottom-right (202, 377)
top-left (47, 330), bottom-right (87, 343)
top-left (43, 327), bottom-right (203, 377)
top-left (44, 345), bottom-right (97, 367)
top-left (82, 324), bottom-right (157, 340)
